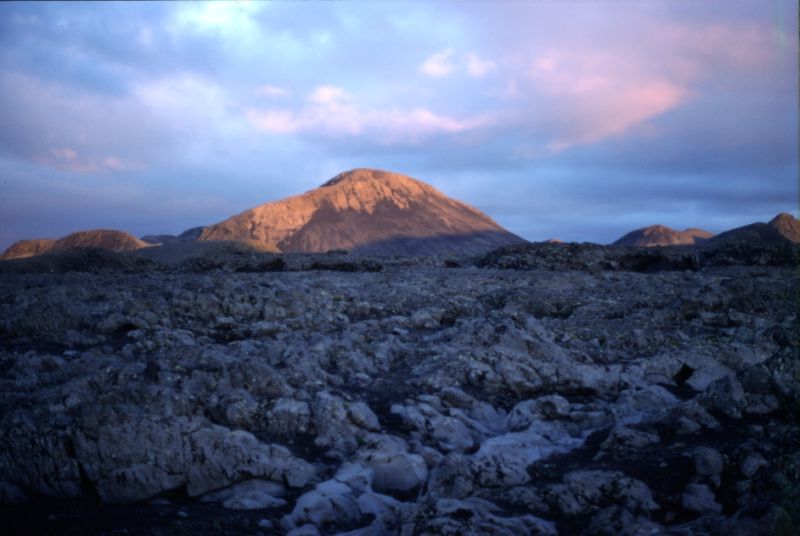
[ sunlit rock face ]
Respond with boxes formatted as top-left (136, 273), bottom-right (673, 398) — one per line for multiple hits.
top-left (768, 212), bottom-right (800, 243)
top-left (200, 168), bottom-right (526, 255)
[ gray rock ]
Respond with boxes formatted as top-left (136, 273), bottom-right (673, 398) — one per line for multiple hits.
top-left (0, 480), bottom-right (28, 504)
top-left (740, 453), bottom-right (767, 479)
top-left (69, 414), bottom-right (314, 502)
top-left (267, 398), bottom-right (312, 436)
top-left (355, 435), bottom-right (428, 495)
top-left (313, 391), bottom-right (358, 455)
top-left (281, 479), bottom-right (360, 531)
top-left (286, 524), bottom-right (321, 536)
top-left (540, 470), bottom-right (659, 516)
top-left (472, 421), bottom-right (583, 487)
top-left (431, 415), bottom-right (475, 452)
top-left (600, 425), bottom-right (660, 452)
top-left (682, 483), bottom-right (722, 514)
top-left (200, 479), bottom-right (286, 510)
top-left (347, 402), bottom-right (381, 432)
top-left (694, 447), bottom-right (724, 477)
top-left (586, 505), bottom-right (666, 536)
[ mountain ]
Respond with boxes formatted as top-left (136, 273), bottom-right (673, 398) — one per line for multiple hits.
top-left (768, 212), bottom-right (800, 242)
top-left (612, 225), bottom-right (713, 247)
top-left (199, 168), bottom-right (525, 255)
top-left (50, 230), bottom-right (151, 253)
top-left (0, 239), bottom-right (57, 260)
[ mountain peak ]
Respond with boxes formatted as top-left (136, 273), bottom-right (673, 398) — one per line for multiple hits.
top-left (320, 168), bottom-right (409, 188)
top-left (200, 169), bottom-right (524, 255)
top-left (767, 212), bottom-right (799, 242)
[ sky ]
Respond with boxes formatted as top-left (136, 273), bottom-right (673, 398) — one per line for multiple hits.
top-left (0, 0), bottom-right (797, 249)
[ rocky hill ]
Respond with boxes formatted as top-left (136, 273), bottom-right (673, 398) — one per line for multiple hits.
top-left (705, 214), bottom-right (798, 247)
top-left (612, 225), bottom-right (713, 247)
top-left (199, 168), bottom-right (525, 255)
top-left (768, 212), bottom-right (800, 242)
top-left (50, 230), bottom-right (151, 253)
top-left (0, 239), bottom-right (56, 260)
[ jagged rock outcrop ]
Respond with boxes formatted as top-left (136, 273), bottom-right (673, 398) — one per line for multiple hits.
top-left (200, 168), bottom-right (525, 255)
top-left (612, 225), bottom-right (713, 247)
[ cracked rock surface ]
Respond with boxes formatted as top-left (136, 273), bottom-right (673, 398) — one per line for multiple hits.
top-left (0, 246), bottom-right (798, 535)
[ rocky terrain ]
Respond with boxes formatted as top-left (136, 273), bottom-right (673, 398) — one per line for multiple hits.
top-left (0, 241), bottom-right (797, 535)
top-left (199, 169), bottom-right (525, 256)
top-left (612, 226), bottom-right (713, 247)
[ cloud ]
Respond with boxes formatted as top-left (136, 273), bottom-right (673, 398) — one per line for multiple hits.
top-left (39, 147), bottom-right (136, 174)
top-left (528, 48), bottom-right (691, 150)
top-left (0, 1), bottom-right (795, 251)
top-left (309, 85), bottom-right (349, 106)
top-left (465, 53), bottom-right (496, 77)
top-left (247, 85), bottom-right (489, 143)
top-left (422, 49), bottom-right (496, 79)
top-left (257, 84), bottom-right (289, 98)
top-left (515, 18), bottom-right (775, 153)
top-left (421, 48), bottom-right (455, 77)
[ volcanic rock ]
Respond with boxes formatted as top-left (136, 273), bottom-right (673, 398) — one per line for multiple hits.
top-left (0, 246), bottom-right (797, 535)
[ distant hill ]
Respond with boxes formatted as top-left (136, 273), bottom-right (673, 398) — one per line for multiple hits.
top-left (199, 168), bottom-right (525, 256)
top-left (768, 212), bottom-right (800, 242)
top-left (49, 230), bottom-right (151, 253)
top-left (701, 213), bottom-right (797, 247)
top-left (141, 226), bottom-right (206, 245)
top-left (2, 230), bottom-right (149, 259)
top-left (612, 225), bottom-right (713, 247)
top-left (0, 239), bottom-right (57, 260)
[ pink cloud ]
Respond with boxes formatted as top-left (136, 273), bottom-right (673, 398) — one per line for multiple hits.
top-left (247, 85), bottom-right (488, 144)
top-left (527, 48), bottom-right (689, 151)
top-left (41, 147), bottom-right (138, 174)
top-left (545, 81), bottom-right (688, 152)
top-left (515, 19), bottom-right (778, 153)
